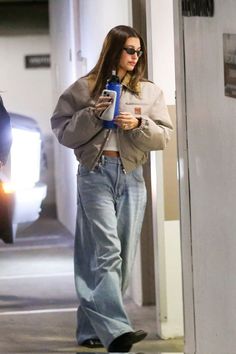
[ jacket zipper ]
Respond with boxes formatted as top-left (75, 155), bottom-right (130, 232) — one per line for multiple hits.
top-left (116, 128), bottom-right (126, 174)
top-left (91, 129), bottom-right (112, 170)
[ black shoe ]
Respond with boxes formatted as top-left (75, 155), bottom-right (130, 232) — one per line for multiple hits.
top-left (80, 338), bottom-right (103, 348)
top-left (108, 330), bottom-right (147, 352)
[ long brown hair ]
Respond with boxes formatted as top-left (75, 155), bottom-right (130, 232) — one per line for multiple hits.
top-left (86, 25), bottom-right (147, 99)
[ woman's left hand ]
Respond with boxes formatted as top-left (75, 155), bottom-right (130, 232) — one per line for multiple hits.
top-left (115, 112), bottom-right (139, 130)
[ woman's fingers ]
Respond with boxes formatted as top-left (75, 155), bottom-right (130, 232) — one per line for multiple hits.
top-left (95, 96), bottom-right (112, 114)
top-left (115, 113), bottom-right (139, 130)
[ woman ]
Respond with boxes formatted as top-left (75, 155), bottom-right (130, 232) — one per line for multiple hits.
top-left (0, 95), bottom-right (12, 168)
top-left (51, 25), bottom-right (173, 352)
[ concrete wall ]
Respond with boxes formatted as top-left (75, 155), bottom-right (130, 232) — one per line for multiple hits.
top-left (78, 0), bottom-right (132, 73)
top-left (0, 35), bottom-right (52, 134)
top-left (147, 0), bottom-right (175, 105)
top-left (175, 0), bottom-right (236, 352)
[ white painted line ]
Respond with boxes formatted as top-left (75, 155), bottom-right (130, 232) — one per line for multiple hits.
top-left (17, 235), bottom-right (62, 241)
top-left (0, 272), bottom-right (74, 280)
top-left (0, 307), bottom-right (77, 316)
top-left (0, 244), bottom-right (72, 251)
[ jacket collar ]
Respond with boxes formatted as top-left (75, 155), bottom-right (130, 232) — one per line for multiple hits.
top-left (121, 73), bottom-right (141, 95)
top-left (86, 73), bottom-right (141, 95)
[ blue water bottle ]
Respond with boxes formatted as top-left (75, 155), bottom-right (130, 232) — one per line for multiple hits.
top-left (103, 70), bottom-right (121, 129)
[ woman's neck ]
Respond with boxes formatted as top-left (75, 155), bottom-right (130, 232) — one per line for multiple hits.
top-left (117, 68), bottom-right (127, 81)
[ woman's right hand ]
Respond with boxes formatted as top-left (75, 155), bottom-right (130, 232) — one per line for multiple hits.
top-left (94, 95), bottom-right (112, 117)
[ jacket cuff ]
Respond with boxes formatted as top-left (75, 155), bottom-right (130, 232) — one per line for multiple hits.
top-left (132, 117), bottom-right (148, 131)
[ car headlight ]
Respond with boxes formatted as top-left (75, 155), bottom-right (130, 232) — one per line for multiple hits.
top-left (1, 182), bottom-right (15, 194)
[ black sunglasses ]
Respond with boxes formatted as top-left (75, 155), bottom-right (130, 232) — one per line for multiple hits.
top-left (123, 47), bottom-right (143, 57)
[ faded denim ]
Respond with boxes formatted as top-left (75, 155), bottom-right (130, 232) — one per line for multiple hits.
top-left (74, 156), bottom-right (147, 348)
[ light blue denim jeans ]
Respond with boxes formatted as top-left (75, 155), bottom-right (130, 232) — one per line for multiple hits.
top-left (74, 156), bottom-right (147, 348)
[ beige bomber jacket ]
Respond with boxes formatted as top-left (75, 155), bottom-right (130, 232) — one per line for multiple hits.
top-left (51, 74), bottom-right (173, 173)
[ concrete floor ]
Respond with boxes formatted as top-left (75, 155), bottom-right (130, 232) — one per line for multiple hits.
top-left (0, 217), bottom-right (184, 353)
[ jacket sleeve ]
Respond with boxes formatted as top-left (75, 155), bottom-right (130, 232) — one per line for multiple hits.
top-left (0, 97), bottom-right (12, 164)
top-left (51, 80), bottom-right (103, 149)
top-left (128, 86), bottom-right (173, 152)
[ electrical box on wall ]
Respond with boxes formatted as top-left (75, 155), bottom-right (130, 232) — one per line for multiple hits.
top-left (182, 0), bottom-right (214, 17)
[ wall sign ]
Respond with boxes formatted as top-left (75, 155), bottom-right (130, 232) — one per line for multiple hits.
top-left (182, 0), bottom-right (214, 17)
top-left (25, 54), bottom-right (50, 68)
top-left (223, 34), bottom-right (236, 99)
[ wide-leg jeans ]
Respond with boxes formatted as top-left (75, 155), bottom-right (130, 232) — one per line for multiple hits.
top-left (74, 156), bottom-right (147, 348)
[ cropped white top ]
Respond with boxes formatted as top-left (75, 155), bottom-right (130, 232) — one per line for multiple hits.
top-left (103, 130), bottom-right (118, 151)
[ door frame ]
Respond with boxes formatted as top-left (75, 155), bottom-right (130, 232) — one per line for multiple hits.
top-left (173, 0), bottom-right (196, 351)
